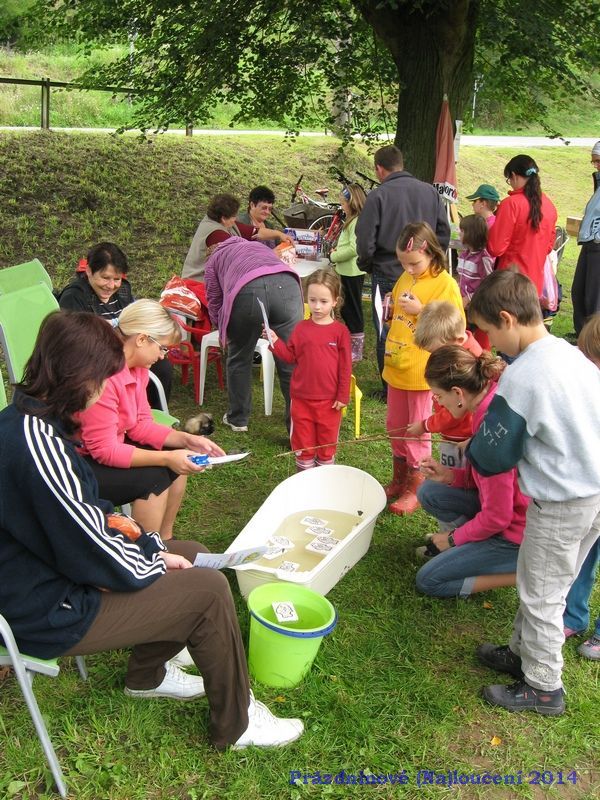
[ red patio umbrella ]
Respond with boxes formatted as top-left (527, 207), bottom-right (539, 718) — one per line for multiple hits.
top-left (433, 94), bottom-right (458, 205)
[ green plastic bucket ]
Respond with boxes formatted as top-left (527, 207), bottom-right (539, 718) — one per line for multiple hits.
top-left (247, 582), bottom-right (337, 687)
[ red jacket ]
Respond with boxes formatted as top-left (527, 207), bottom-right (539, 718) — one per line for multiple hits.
top-left (487, 188), bottom-right (557, 295)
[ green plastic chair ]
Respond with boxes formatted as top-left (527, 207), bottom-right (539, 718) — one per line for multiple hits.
top-left (0, 614), bottom-right (88, 799)
top-left (0, 371), bottom-right (7, 410)
top-left (0, 284), bottom-right (59, 383)
top-left (0, 259), bottom-right (53, 295)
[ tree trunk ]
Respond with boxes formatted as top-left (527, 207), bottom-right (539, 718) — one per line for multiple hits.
top-left (355, 0), bottom-right (479, 181)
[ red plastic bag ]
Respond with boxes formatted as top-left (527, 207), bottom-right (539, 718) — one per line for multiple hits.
top-left (160, 275), bottom-right (205, 321)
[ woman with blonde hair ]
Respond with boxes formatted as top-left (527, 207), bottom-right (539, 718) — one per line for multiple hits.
top-left (330, 182), bottom-right (368, 361)
top-left (78, 299), bottom-right (225, 541)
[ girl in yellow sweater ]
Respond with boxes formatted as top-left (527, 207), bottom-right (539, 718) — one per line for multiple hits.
top-left (383, 222), bottom-right (464, 515)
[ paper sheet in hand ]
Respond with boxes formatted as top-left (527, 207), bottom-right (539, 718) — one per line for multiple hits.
top-left (257, 297), bottom-right (275, 346)
top-left (193, 545), bottom-right (268, 570)
top-left (208, 452), bottom-right (250, 465)
top-left (374, 285), bottom-right (384, 337)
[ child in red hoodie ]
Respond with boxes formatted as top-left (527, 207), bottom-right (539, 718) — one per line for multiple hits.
top-left (404, 301), bottom-right (483, 471)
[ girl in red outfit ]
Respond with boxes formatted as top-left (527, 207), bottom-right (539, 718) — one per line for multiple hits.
top-left (269, 269), bottom-right (352, 470)
top-left (488, 154), bottom-right (557, 296)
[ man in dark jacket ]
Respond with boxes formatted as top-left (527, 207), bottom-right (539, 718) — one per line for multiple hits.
top-left (356, 145), bottom-right (450, 397)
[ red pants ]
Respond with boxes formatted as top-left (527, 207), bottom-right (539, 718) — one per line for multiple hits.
top-left (290, 397), bottom-right (342, 468)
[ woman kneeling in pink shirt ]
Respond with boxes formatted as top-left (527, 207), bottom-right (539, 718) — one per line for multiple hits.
top-left (78, 299), bottom-right (225, 539)
top-left (414, 346), bottom-right (529, 598)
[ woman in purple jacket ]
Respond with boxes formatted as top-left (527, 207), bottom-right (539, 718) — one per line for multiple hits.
top-left (414, 346), bottom-right (529, 598)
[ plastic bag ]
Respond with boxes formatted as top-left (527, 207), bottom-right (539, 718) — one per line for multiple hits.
top-left (540, 253), bottom-right (559, 312)
top-left (160, 275), bottom-right (204, 320)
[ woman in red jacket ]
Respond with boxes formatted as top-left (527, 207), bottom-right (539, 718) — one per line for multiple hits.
top-left (488, 155), bottom-right (557, 296)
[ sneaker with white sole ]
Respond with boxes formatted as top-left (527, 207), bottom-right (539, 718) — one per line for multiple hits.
top-left (232, 692), bottom-right (304, 749)
top-left (124, 661), bottom-right (206, 701)
top-left (222, 413), bottom-right (248, 433)
top-left (169, 646), bottom-right (195, 670)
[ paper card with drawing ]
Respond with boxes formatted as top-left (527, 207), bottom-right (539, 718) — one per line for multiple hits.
top-left (257, 297), bottom-right (275, 346)
top-left (374, 285), bottom-right (384, 337)
top-left (193, 545), bottom-right (268, 570)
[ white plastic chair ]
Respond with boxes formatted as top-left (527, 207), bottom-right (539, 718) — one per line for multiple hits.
top-left (199, 330), bottom-right (275, 415)
top-left (0, 614), bottom-right (88, 798)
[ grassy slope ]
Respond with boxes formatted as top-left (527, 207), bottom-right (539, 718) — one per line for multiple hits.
top-left (0, 132), bottom-right (598, 800)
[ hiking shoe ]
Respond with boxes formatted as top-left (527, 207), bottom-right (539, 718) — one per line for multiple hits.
top-left (222, 413), bottom-right (248, 433)
top-left (476, 643), bottom-right (524, 679)
top-left (169, 646), bottom-right (195, 670)
top-left (232, 692), bottom-right (304, 749)
top-left (124, 662), bottom-right (205, 701)
top-left (578, 633), bottom-right (600, 661)
top-left (482, 680), bottom-right (565, 716)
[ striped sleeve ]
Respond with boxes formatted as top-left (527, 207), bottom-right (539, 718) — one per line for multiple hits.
top-left (23, 415), bottom-right (166, 590)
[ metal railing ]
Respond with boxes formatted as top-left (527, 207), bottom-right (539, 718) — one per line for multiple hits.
top-left (0, 76), bottom-right (194, 134)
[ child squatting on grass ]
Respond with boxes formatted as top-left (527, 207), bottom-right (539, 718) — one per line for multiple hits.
top-left (405, 301), bottom-right (483, 471)
top-left (562, 313), bottom-right (600, 658)
top-left (466, 270), bottom-right (600, 716)
top-left (267, 268), bottom-right (352, 471)
top-left (382, 223), bottom-right (464, 516)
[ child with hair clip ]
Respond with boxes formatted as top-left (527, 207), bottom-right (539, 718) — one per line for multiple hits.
top-left (563, 314), bottom-right (600, 658)
top-left (268, 269), bottom-right (352, 471)
top-left (457, 214), bottom-right (495, 350)
top-left (330, 183), bottom-right (368, 362)
top-left (382, 223), bottom-right (464, 515)
top-left (404, 301), bottom-right (482, 472)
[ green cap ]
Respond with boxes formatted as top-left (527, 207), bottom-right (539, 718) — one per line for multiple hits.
top-left (465, 184), bottom-right (500, 202)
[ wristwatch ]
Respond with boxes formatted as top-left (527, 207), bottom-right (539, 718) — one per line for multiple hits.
top-left (447, 531), bottom-right (456, 547)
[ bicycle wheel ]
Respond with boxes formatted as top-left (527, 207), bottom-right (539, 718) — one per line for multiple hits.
top-left (309, 214), bottom-right (335, 232)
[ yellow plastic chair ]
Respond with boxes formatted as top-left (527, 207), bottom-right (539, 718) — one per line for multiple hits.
top-left (342, 374), bottom-right (362, 438)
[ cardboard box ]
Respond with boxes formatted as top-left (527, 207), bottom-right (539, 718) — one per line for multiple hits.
top-left (566, 216), bottom-right (582, 237)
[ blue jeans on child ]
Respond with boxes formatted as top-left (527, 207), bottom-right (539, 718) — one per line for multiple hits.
top-left (563, 538), bottom-right (600, 635)
top-left (415, 480), bottom-right (520, 599)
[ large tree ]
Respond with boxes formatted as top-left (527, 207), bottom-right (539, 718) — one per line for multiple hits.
top-left (35, 0), bottom-right (599, 180)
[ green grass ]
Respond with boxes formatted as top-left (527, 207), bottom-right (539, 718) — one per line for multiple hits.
top-left (0, 132), bottom-right (599, 799)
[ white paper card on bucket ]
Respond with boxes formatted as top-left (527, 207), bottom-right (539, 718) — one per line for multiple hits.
top-left (270, 535), bottom-right (295, 550)
top-left (375, 285), bottom-right (384, 337)
top-left (305, 525), bottom-right (333, 537)
top-left (272, 601), bottom-right (299, 623)
top-left (257, 297), bottom-right (275, 346)
top-left (300, 515), bottom-right (328, 527)
top-left (314, 535), bottom-right (340, 548)
top-left (306, 539), bottom-right (336, 554)
top-left (262, 546), bottom-right (285, 560)
top-left (193, 545), bottom-right (268, 570)
top-left (278, 560), bottom-right (300, 573)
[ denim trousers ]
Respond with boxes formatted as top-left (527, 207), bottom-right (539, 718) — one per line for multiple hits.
top-left (563, 538), bottom-right (600, 634)
top-left (226, 273), bottom-right (303, 427)
top-left (370, 270), bottom-right (398, 386)
top-left (415, 480), bottom-right (520, 598)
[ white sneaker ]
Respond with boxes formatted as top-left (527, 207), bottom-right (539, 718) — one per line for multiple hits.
top-left (222, 413), bottom-right (248, 433)
top-left (232, 692), bottom-right (304, 749)
top-left (169, 646), bottom-right (195, 670)
top-left (124, 661), bottom-right (206, 701)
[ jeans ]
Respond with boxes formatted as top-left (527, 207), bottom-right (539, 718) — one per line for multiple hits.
top-left (415, 480), bottom-right (519, 598)
top-left (563, 538), bottom-right (600, 634)
top-left (371, 270), bottom-right (399, 387)
top-left (226, 273), bottom-right (303, 427)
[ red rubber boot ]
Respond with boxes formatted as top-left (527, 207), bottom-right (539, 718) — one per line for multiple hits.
top-left (383, 457), bottom-right (408, 501)
top-left (388, 467), bottom-right (425, 515)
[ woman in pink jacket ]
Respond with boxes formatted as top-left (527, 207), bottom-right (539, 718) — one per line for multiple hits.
top-left (78, 299), bottom-right (225, 540)
top-left (414, 346), bottom-right (529, 598)
top-left (488, 154), bottom-right (557, 296)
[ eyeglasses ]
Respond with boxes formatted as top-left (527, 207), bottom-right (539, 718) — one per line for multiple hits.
top-left (147, 335), bottom-right (170, 356)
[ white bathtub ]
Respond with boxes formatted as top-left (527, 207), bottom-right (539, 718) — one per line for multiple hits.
top-left (228, 465), bottom-right (387, 598)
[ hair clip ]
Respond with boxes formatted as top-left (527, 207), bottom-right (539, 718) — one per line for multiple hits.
top-left (525, 167), bottom-right (538, 176)
top-left (342, 187), bottom-right (351, 201)
top-left (405, 236), bottom-right (414, 252)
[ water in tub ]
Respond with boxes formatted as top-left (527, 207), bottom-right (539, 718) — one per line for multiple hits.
top-left (253, 509), bottom-right (362, 573)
